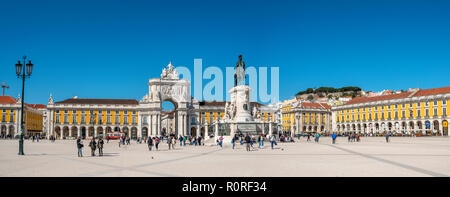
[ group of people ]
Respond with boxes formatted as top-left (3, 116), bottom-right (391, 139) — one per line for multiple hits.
top-left (76, 137), bottom-right (104, 157)
top-left (347, 133), bottom-right (361, 142)
top-left (228, 133), bottom-right (278, 151)
top-left (0, 134), bottom-right (14, 139)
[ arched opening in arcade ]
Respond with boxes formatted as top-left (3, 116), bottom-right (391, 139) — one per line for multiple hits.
top-left (88, 127), bottom-right (94, 137)
top-left (54, 126), bottom-right (61, 139)
top-left (161, 99), bottom-right (177, 137)
top-left (142, 127), bottom-right (148, 137)
top-left (71, 126), bottom-right (77, 138)
top-left (81, 126), bottom-right (87, 139)
top-left (433, 120), bottom-right (440, 136)
top-left (201, 126), bottom-right (206, 137)
top-left (191, 127), bottom-right (197, 137)
top-left (106, 127), bottom-right (112, 137)
top-left (97, 127), bottom-right (104, 138)
top-left (8, 125), bottom-right (14, 136)
top-left (0, 125), bottom-right (6, 137)
top-left (123, 127), bottom-right (129, 137)
top-left (417, 121), bottom-right (423, 135)
top-left (63, 126), bottom-right (69, 139)
top-left (131, 127), bottom-right (137, 139)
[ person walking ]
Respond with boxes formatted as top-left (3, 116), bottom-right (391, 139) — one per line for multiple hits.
top-left (178, 135), bottom-right (181, 145)
top-left (386, 132), bottom-right (390, 143)
top-left (245, 133), bottom-right (251, 151)
top-left (97, 137), bottom-right (104, 156)
top-left (76, 137), bottom-right (83, 157)
top-left (183, 136), bottom-right (186, 146)
top-left (218, 135), bottom-right (223, 148)
top-left (147, 137), bottom-right (153, 151)
top-left (332, 133), bottom-right (337, 144)
top-left (155, 137), bottom-right (160, 151)
top-left (89, 137), bottom-right (97, 156)
top-left (260, 135), bottom-right (264, 147)
top-left (197, 136), bottom-right (202, 146)
top-left (168, 136), bottom-right (172, 150)
top-left (172, 136), bottom-right (176, 149)
top-left (231, 136), bottom-right (236, 149)
top-left (307, 134), bottom-right (311, 142)
top-left (36, 134), bottom-right (40, 142)
top-left (270, 134), bottom-right (276, 150)
top-left (316, 133), bottom-right (320, 143)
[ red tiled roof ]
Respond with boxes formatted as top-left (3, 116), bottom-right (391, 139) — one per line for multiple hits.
top-left (55, 98), bottom-right (139, 105)
top-left (344, 92), bottom-right (411, 105)
top-left (0, 96), bottom-right (46, 109)
top-left (25, 104), bottom-right (47, 109)
top-left (344, 86), bottom-right (450, 105)
top-left (301, 102), bottom-right (330, 109)
top-left (413, 86), bottom-right (450, 97)
top-left (0, 96), bottom-right (17, 104)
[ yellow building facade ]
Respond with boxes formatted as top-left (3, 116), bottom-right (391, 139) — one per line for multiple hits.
top-left (332, 87), bottom-right (450, 136)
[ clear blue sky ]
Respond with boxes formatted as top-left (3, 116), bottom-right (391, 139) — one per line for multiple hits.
top-left (1, 0), bottom-right (449, 106)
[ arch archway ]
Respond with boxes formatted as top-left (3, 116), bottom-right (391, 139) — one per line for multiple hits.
top-left (106, 126), bottom-right (112, 137)
top-left (123, 127), bottom-right (129, 136)
top-left (80, 126), bottom-right (86, 139)
top-left (8, 125), bottom-right (14, 137)
top-left (191, 127), bottom-right (197, 136)
top-left (71, 126), bottom-right (78, 138)
top-left (433, 120), bottom-right (440, 135)
top-left (97, 127), bottom-right (104, 138)
top-left (88, 126), bottom-right (94, 137)
top-left (145, 63), bottom-right (191, 137)
top-left (63, 126), bottom-right (69, 138)
top-left (1, 125), bottom-right (6, 137)
top-left (54, 126), bottom-right (61, 139)
top-left (409, 121), bottom-right (415, 131)
top-left (142, 127), bottom-right (148, 137)
top-left (201, 126), bottom-right (206, 137)
top-left (131, 127), bottom-right (137, 139)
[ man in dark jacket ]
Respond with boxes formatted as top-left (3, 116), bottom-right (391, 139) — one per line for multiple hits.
top-left (245, 133), bottom-right (251, 151)
top-left (89, 137), bottom-right (97, 156)
top-left (147, 137), bottom-right (153, 151)
top-left (97, 137), bottom-right (104, 156)
top-left (76, 137), bottom-right (83, 157)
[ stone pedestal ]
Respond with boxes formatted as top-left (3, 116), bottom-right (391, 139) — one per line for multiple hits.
top-left (229, 85), bottom-right (253, 122)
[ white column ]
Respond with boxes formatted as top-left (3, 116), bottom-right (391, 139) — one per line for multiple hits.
top-left (183, 114), bottom-right (186, 136)
top-left (150, 114), bottom-right (154, 136)
top-left (215, 122), bottom-right (219, 138)
top-left (157, 114), bottom-right (161, 136)
top-left (269, 122), bottom-right (273, 136)
top-left (196, 125), bottom-right (200, 137)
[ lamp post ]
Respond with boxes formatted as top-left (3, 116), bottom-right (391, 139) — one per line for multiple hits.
top-left (15, 55), bottom-right (33, 155)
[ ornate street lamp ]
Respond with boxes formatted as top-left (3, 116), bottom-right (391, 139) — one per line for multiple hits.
top-left (16, 55), bottom-right (33, 155)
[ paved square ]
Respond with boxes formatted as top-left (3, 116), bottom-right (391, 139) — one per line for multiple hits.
top-left (1, 137), bottom-right (449, 177)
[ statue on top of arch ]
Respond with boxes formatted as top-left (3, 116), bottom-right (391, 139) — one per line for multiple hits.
top-left (161, 61), bottom-right (179, 80)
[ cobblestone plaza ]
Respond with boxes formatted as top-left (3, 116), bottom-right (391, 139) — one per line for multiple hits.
top-left (1, 137), bottom-right (449, 177)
